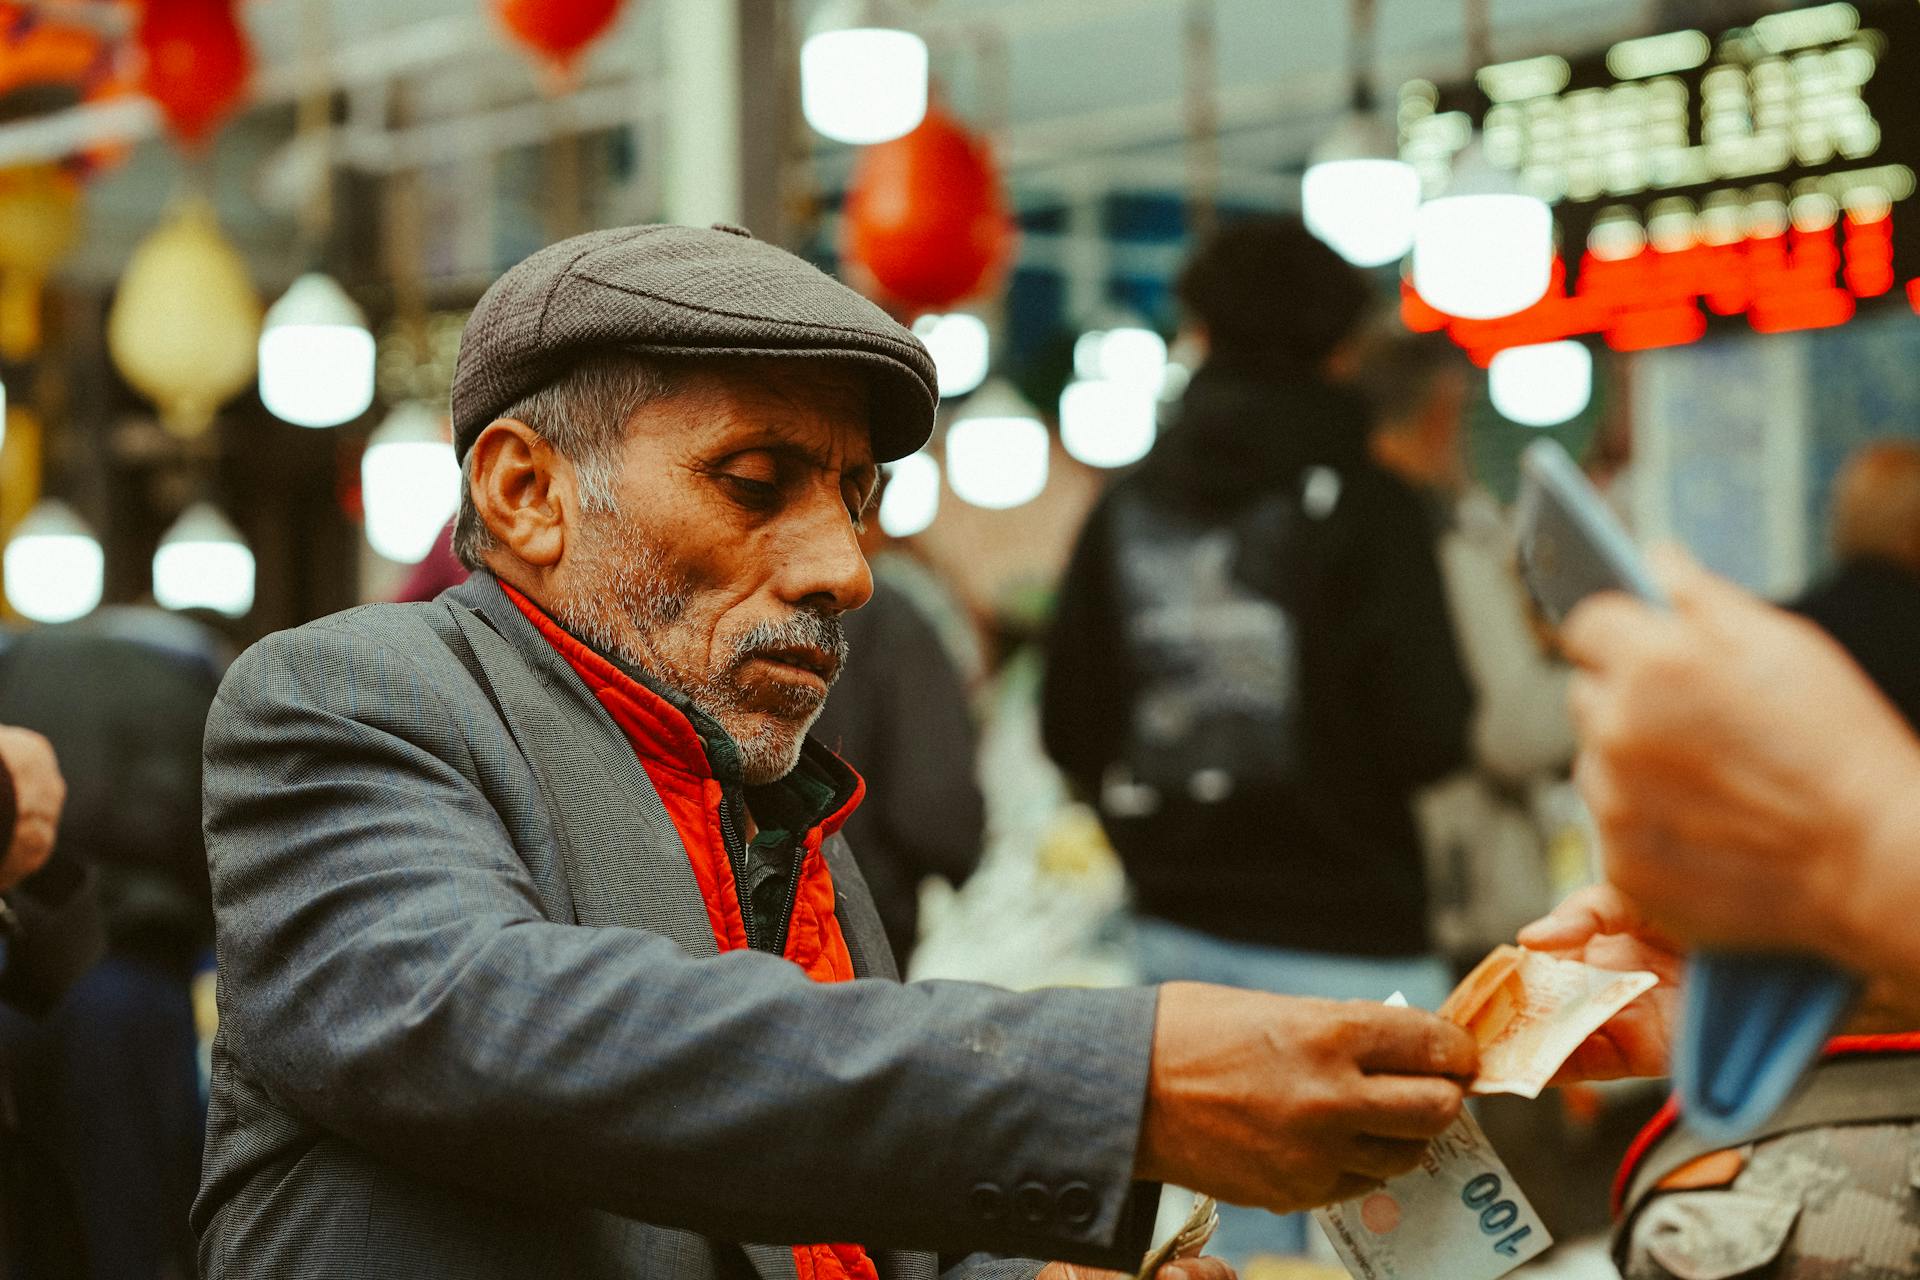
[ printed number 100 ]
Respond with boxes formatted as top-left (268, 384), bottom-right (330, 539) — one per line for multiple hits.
top-left (1461, 1173), bottom-right (1534, 1258)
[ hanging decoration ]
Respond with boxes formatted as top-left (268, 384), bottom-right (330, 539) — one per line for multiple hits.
top-left (0, 165), bottom-right (80, 360)
top-left (842, 103), bottom-right (1015, 312)
top-left (491, 0), bottom-right (625, 85)
top-left (137, 0), bottom-right (254, 149)
top-left (108, 199), bottom-right (261, 437)
top-left (0, 3), bottom-right (141, 176)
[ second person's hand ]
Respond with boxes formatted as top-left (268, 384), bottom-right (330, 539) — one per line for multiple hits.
top-left (1517, 884), bottom-right (1681, 1083)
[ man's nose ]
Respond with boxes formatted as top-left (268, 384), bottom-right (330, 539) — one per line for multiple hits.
top-left (779, 493), bottom-right (874, 614)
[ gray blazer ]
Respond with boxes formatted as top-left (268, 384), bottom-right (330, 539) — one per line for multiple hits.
top-left (193, 572), bottom-right (1161, 1280)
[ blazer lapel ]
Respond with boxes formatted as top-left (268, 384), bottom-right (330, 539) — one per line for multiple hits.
top-left (820, 833), bottom-right (899, 982)
top-left (441, 573), bottom-right (718, 958)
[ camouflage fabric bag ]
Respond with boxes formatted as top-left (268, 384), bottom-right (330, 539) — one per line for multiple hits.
top-left (1617, 1050), bottom-right (1920, 1280)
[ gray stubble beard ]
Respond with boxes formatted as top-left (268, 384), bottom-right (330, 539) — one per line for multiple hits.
top-left (554, 504), bottom-right (849, 786)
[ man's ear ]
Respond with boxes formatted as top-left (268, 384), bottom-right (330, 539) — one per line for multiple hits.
top-left (468, 419), bottom-right (570, 567)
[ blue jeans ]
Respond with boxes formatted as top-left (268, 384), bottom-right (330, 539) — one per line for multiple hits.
top-left (1133, 916), bottom-right (1452, 1264)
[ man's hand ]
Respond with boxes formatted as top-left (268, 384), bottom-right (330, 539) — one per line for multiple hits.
top-left (1561, 546), bottom-right (1920, 971)
top-left (1136, 983), bottom-right (1475, 1214)
top-left (1517, 884), bottom-right (1681, 1083)
top-left (1038, 1261), bottom-right (1234, 1280)
top-left (0, 726), bottom-right (63, 891)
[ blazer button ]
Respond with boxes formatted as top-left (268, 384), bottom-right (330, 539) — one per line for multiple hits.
top-left (1057, 1181), bottom-right (1098, 1227)
top-left (1014, 1181), bottom-right (1055, 1226)
top-left (970, 1183), bottom-right (1009, 1222)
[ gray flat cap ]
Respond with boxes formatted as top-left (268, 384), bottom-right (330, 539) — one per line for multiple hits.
top-left (450, 223), bottom-right (938, 463)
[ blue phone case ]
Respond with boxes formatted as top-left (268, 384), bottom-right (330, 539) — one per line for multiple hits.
top-left (1515, 440), bottom-right (1857, 1144)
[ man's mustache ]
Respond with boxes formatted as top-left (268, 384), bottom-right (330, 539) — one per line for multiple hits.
top-left (730, 610), bottom-right (850, 686)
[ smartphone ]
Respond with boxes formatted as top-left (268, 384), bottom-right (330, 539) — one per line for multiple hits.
top-left (1514, 438), bottom-right (1856, 1145)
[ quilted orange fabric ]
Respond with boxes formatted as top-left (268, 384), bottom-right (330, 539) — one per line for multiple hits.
top-left (507, 585), bottom-right (878, 1280)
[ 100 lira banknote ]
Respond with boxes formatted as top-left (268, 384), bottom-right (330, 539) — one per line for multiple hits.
top-left (1313, 1104), bottom-right (1551, 1280)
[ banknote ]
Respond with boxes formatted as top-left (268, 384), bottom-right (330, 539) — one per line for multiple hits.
top-left (1440, 944), bottom-right (1659, 1099)
top-left (1313, 1104), bottom-right (1552, 1280)
top-left (1136, 1193), bottom-right (1219, 1280)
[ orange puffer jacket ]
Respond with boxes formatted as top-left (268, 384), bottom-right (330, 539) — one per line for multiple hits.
top-left (508, 584), bottom-right (878, 1280)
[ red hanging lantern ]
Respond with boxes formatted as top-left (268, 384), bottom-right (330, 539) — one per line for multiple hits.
top-left (137, 0), bottom-right (252, 150)
top-left (491, 0), bottom-right (625, 82)
top-left (842, 103), bottom-right (1015, 313)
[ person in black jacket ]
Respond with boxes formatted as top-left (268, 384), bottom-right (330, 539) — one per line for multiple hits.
top-left (1041, 217), bottom-right (1475, 1261)
top-left (811, 525), bottom-right (985, 966)
top-left (0, 609), bottom-right (227, 1280)
top-left (1792, 440), bottom-right (1920, 730)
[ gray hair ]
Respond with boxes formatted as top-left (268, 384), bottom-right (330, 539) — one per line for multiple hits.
top-left (452, 352), bottom-right (679, 570)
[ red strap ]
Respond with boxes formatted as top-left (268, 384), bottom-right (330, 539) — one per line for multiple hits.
top-left (502, 582), bottom-right (878, 1277)
top-left (1613, 1032), bottom-right (1920, 1216)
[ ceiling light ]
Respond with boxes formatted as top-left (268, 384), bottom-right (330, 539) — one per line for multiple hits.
top-left (362, 402), bottom-right (461, 564)
top-left (4, 498), bottom-right (102, 624)
top-left (877, 451), bottom-right (940, 537)
top-left (1059, 378), bottom-right (1156, 470)
top-left (945, 380), bottom-right (1048, 511)
top-left (259, 272), bottom-right (376, 428)
top-left (911, 312), bottom-right (990, 398)
top-left (152, 501), bottom-right (253, 617)
top-left (800, 1), bottom-right (928, 145)
top-left (1489, 341), bottom-right (1593, 427)
top-left (1412, 141), bottom-right (1555, 319)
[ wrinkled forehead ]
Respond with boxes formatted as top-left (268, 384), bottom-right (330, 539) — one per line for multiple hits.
top-left (642, 357), bottom-right (876, 463)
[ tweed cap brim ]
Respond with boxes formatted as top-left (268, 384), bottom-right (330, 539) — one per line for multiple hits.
top-left (451, 224), bottom-right (939, 464)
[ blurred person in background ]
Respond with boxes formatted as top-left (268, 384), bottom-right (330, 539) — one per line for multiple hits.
top-left (1792, 440), bottom-right (1920, 729)
top-left (0, 609), bottom-right (227, 1280)
top-left (0, 721), bottom-right (103, 1278)
top-left (1358, 330), bottom-right (1574, 967)
top-left (811, 476), bottom-right (986, 966)
top-left (1041, 217), bottom-right (1474, 1262)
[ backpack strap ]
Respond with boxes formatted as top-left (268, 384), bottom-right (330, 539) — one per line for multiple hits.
top-left (1616, 1042), bottom-right (1920, 1222)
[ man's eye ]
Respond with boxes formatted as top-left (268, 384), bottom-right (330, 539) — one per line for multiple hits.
top-left (724, 474), bottom-right (780, 504)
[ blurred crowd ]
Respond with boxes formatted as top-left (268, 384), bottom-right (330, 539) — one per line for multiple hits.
top-left (6, 212), bottom-right (1920, 1280)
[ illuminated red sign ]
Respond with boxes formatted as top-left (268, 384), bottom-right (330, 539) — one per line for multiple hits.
top-left (1402, 212), bottom-right (1901, 362)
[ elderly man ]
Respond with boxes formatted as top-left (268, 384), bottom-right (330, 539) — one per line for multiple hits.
top-left (193, 225), bottom-right (1476, 1280)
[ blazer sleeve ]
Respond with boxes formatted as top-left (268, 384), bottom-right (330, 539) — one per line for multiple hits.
top-left (203, 621), bottom-right (1160, 1266)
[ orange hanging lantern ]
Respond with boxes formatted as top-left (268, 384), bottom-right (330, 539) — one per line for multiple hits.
top-left (491, 0), bottom-right (625, 83)
top-left (0, 3), bottom-right (141, 177)
top-left (137, 0), bottom-right (253, 150)
top-left (841, 103), bottom-right (1015, 313)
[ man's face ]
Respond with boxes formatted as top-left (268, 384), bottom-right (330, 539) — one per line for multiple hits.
top-left (553, 364), bottom-right (878, 784)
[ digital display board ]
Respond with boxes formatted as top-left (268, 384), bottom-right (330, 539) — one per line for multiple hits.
top-left (1398, 1), bottom-right (1920, 357)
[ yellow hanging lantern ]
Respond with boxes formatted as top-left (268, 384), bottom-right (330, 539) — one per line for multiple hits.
top-left (107, 198), bottom-right (261, 438)
top-left (0, 405), bottom-right (43, 622)
top-left (0, 165), bottom-right (81, 360)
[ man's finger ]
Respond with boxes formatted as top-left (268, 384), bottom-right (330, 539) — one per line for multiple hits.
top-left (1517, 884), bottom-right (1638, 950)
top-left (1161, 1260), bottom-right (1236, 1280)
top-left (1344, 1134), bottom-right (1433, 1181)
top-left (1325, 1173), bottom-right (1386, 1205)
top-left (1349, 1006), bottom-right (1478, 1078)
top-left (1560, 591), bottom-right (1657, 669)
top-left (1647, 543), bottom-right (1745, 618)
top-left (1355, 1075), bottom-right (1467, 1139)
